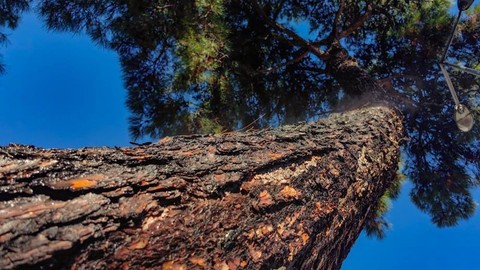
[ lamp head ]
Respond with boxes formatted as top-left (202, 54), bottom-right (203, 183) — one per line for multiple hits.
top-left (455, 104), bottom-right (474, 132)
top-left (458, 0), bottom-right (474, 11)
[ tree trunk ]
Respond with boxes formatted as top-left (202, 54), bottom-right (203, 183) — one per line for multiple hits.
top-left (0, 106), bottom-right (403, 270)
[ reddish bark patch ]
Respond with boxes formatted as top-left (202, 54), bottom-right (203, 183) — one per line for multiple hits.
top-left (51, 174), bottom-right (105, 189)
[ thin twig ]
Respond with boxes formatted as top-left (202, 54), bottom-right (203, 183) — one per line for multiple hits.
top-left (221, 114), bottom-right (266, 135)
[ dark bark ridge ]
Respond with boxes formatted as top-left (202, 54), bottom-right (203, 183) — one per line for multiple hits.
top-left (327, 44), bottom-right (384, 97)
top-left (0, 106), bottom-right (403, 270)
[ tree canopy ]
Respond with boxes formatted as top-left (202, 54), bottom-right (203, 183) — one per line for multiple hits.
top-left (2, 0), bottom-right (480, 234)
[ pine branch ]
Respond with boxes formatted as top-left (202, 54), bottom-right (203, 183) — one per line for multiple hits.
top-left (338, 3), bottom-right (373, 39)
top-left (250, 0), bottom-right (327, 61)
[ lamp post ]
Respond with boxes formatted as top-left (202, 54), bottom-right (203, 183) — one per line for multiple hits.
top-left (439, 0), bottom-right (476, 132)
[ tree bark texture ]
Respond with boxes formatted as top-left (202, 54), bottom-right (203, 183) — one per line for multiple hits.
top-left (327, 45), bottom-right (381, 97)
top-left (0, 106), bottom-right (403, 270)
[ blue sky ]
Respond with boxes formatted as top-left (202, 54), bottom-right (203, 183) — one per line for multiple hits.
top-left (0, 12), bottom-right (130, 148)
top-left (1, 8), bottom-right (480, 270)
top-left (343, 182), bottom-right (480, 270)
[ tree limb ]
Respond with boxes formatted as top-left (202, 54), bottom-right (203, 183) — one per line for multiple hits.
top-left (257, 48), bottom-right (309, 74)
top-left (331, 0), bottom-right (346, 40)
top-left (272, 0), bottom-right (287, 20)
top-left (250, 0), bottom-right (327, 60)
top-left (338, 3), bottom-right (373, 39)
top-left (376, 76), bottom-right (419, 109)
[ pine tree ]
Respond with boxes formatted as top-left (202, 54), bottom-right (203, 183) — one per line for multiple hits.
top-left (1, 0), bottom-right (480, 268)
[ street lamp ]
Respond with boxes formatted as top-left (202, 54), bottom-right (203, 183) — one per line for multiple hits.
top-left (439, 0), bottom-right (476, 132)
top-left (458, 0), bottom-right (475, 11)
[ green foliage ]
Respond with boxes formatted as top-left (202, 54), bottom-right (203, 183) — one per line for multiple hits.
top-left (174, 0), bottom-right (230, 88)
top-left (391, 0), bottom-right (451, 57)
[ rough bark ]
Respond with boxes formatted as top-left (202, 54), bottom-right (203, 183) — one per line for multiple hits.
top-left (0, 106), bottom-right (403, 270)
top-left (327, 44), bottom-right (385, 97)
top-left (326, 44), bottom-right (410, 110)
